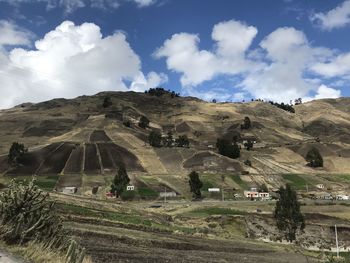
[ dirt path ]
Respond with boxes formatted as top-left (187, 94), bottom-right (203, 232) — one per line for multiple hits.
top-left (0, 250), bottom-right (27, 263)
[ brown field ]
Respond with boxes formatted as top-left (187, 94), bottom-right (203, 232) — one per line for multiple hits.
top-left (84, 144), bottom-right (101, 174)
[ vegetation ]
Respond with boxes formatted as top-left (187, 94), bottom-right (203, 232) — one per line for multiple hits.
top-left (148, 130), bottom-right (162, 147)
top-left (244, 159), bottom-right (252, 166)
top-left (306, 147), bottom-right (323, 167)
top-left (0, 178), bottom-right (85, 262)
top-left (244, 140), bottom-right (254, 151)
top-left (138, 115), bottom-right (150, 129)
top-left (110, 166), bottom-right (130, 198)
top-left (163, 131), bottom-right (173, 147)
top-left (8, 142), bottom-right (27, 167)
top-left (123, 120), bottom-right (131, 127)
top-left (274, 184), bottom-right (305, 242)
top-left (216, 138), bottom-right (240, 159)
top-left (259, 183), bottom-right (268, 192)
top-left (241, 116), bottom-right (251, 129)
top-left (102, 96), bottom-right (112, 108)
top-left (190, 207), bottom-right (245, 216)
top-left (269, 101), bottom-right (295, 113)
top-left (188, 171), bottom-right (203, 199)
top-left (176, 135), bottom-right (190, 147)
top-left (145, 87), bottom-right (179, 98)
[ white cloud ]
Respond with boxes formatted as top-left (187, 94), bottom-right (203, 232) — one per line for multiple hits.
top-left (156, 22), bottom-right (341, 103)
top-left (0, 20), bottom-right (34, 46)
top-left (130, 71), bottom-right (168, 92)
top-left (154, 20), bottom-right (258, 86)
top-left (310, 0), bottom-right (350, 30)
top-left (0, 0), bottom-right (158, 14)
top-left (0, 21), bottom-right (166, 108)
top-left (311, 52), bottom-right (350, 78)
top-left (133, 0), bottom-right (156, 7)
top-left (304, 84), bottom-right (341, 102)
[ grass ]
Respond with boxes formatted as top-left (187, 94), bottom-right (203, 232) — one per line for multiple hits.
top-left (229, 174), bottom-right (248, 189)
top-left (58, 203), bottom-right (154, 226)
top-left (189, 207), bottom-right (246, 216)
top-left (0, 175), bottom-right (58, 191)
top-left (138, 187), bottom-right (158, 198)
top-left (282, 174), bottom-right (309, 190)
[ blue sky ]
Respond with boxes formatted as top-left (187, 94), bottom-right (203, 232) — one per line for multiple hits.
top-left (0, 0), bottom-right (350, 108)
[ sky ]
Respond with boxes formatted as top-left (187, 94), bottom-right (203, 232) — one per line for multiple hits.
top-left (0, 0), bottom-right (350, 108)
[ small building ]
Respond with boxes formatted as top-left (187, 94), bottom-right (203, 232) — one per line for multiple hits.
top-left (336, 195), bottom-right (349, 201)
top-left (62, 187), bottom-right (77, 195)
top-left (127, 185), bottom-right (135, 191)
top-left (208, 188), bottom-right (220, 192)
top-left (316, 184), bottom-right (325, 189)
top-left (244, 190), bottom-right (259, 199)
top-left (244, 189), bottom-right (270, 200)
top-left (159, 191), bottom-right (177, 198)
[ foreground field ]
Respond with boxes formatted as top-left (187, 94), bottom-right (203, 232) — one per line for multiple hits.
top-left (47, 193), bottom-right (350, 262)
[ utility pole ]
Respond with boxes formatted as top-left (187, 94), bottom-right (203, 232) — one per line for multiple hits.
top-left (164, 186), bottom-right (167, 204)
top-left (335, 224), bottom-right (339, 258)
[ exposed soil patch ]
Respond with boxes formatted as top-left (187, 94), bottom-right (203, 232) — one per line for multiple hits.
top-left (64, 145), bottom-right (84, 174)
top-left (84, 144), bottom-right (101, 174)
top-left (90, 130), bottom-right (112, 142)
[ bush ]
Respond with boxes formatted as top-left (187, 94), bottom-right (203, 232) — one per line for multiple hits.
top-left (241, 117), bottom-right (251, 129)
top-left (123, 120), bottom-right (131, 127)
top-left (244, 159), bottom-right (252, 166)
top-left (121, 190), bottom-right (136, 201)
top-left (8, 142), bottom-right (27, 167)
top-left (138, 115), bottom-right (150, 129)
top-left (306, 147), bottom-right (323, 167)
top-left (102, 96), bottom-right (112, 108)
top-left (0, 178), bottom-right (86, 262)
top-left (148, 130), bottom-right (162, 147)
top-left (176, 135), bottom-right (190, 147)
top-left (216, 138), bottom-right (240, 159)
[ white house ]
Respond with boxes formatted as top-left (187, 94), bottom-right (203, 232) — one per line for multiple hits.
top-left (62, 187), bottom-right (77, 195)
top-left (244, 190), bottom-right (270, 200)
top-left (316, 184), bottom-right (325, 189)
top-left (336, 195), bottom-right (349, 201)
top-left (208, 188), bottom-right (220, 192)
top-left (126, 185), bottom-right (135, 191)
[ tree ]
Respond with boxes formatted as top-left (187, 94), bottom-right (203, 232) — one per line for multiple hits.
top-left (110, 165), bottom-right (130, 198)
top-left (148, 130), bottom-right (162, 147)
top-left (216, 138), bottom-right (240, 159)
top-left (241, 116), bottom-right (251, 129)
top-left (138, 115), bottom-right (150, 129)
top-left (102, 96), bottom-right (112, 108)
top-left (188, 171), bottom-right (203, 199)
top-left (244, 140), bottom-right (254, 151)
top-left (305, 147), bottom-right (323, 167)
top-left (176, 135), bottom-right (190, 147)
top-left (164, 131), bottom-right (173, 147)
top-left (8, 142), bottom-right (27, 167)
top-left (274, 184), bottom-right (305, 242)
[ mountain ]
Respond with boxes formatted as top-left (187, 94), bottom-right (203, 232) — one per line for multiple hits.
top-left (1, 91), bottom-right (350, 197)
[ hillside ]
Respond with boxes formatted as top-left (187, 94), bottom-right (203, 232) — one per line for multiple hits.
top-left (1, 91), bottom-right (350, 197)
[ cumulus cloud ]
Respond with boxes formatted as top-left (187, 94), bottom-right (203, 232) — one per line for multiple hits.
top-left (156, 21), bottom-right (340, 102)
top-left (154, 20), bottom-right (258, 86)
top-left (0, 20), bottom-right (34, 46)
top-left (311, 52), bottom-right (350, 78)
top-left (310, 0), bottom-right (350, 30)
top-left (241, 27), bottom-right (334, 102)
top-left (304, 84), bottom-right (341, 102)
top-left (133, 0), bottom-right (156, 7)
top-left (0, 21), bottom-right (166, 108)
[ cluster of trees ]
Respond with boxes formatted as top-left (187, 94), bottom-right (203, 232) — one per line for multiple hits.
top-left (8, 142), bottom-right (27, 167)
top-left (306, 147), bottom-right (323, 167)
top-left (145, 87), bottom-right (180, 98)
top-left (148, 131), bottom-right (190, 148)
top-left (268, 101), bottom-right (295, 113)
top-left (216, 138), bottom-right (240, 159)
top-left (240, 116), bottom-right (251, 130)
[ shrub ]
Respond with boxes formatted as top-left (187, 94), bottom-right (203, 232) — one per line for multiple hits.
top-left (306, 147), bottom-right (323, 167)
top-left (138, 115), bottom-right (150, 129)
top-left (241, 116), bottom-right (251, 129)
top-left (176, 135), bottom-right (190, 147)
top-left (8, 142), bottom-right (27, 167)
top-left (102, 96), bottom-right (112, 108)
top-left (148, 130), bottom-right (162, 147)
